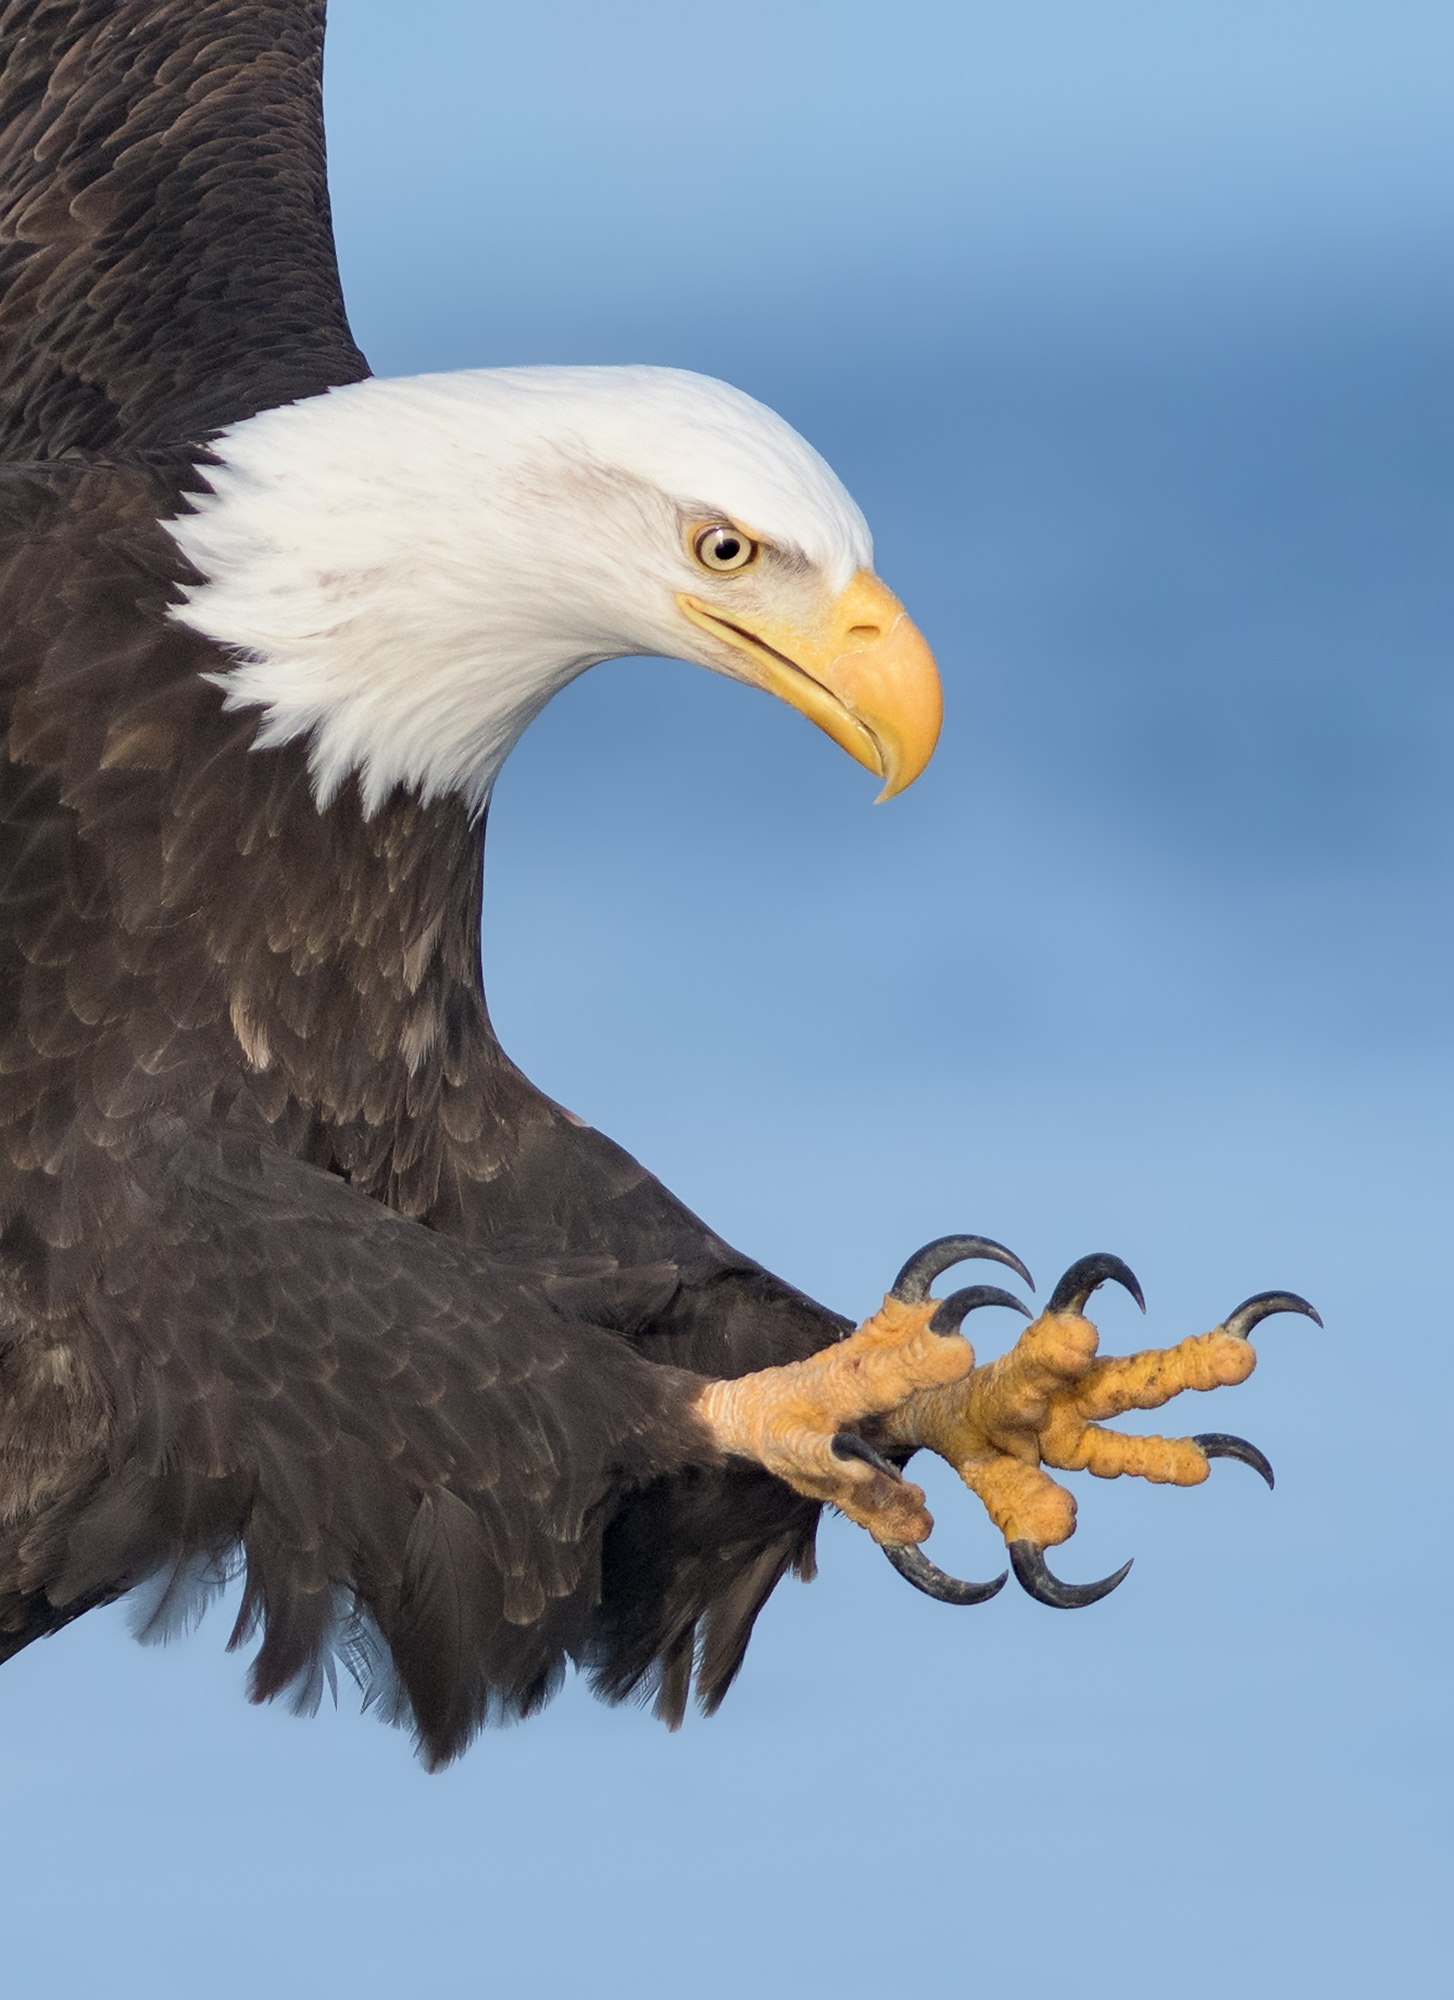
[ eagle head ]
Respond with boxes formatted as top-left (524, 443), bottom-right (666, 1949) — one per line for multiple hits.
top-left (169, 365), bottom-right (943, 817)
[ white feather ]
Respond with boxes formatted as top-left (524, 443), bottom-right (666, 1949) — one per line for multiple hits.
top-left (168, 366), bottom-right (873, 817)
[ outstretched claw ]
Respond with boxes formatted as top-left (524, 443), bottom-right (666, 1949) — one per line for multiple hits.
top-left (892, 1235), bottom-right (1035, 1303)
top-left (830, 1430), bottom-right (1010, 1601)
top-left (1178, 1297), bottom-right (1317, 1491)
top-left (1224, 1291), bottom-right (1323, 1338)
top-left (930, 1285), bottom-right (1033, 1335)
top-left (1046, 1252), bottom-right (1145, 1316)
top-left (883, 1541), bottom-right (1008, 1605)
top-left (1193, 1432), bottom-right (1275, 1489)
top-left (1009, 1540), bottom-right (1133, 1608)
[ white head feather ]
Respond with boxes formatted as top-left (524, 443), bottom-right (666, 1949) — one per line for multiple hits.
top-left (168, 365), bottom-right (873, 817)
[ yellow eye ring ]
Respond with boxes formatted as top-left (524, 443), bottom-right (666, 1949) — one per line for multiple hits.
top-left (692, 524), bottom-right (757, 573)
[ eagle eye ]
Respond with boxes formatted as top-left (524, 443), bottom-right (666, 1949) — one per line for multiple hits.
top-left (693, 524), bottom-right (757, 573)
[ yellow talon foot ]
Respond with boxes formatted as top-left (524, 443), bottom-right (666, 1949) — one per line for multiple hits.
top-left (869, 1243), bottom-right (1320, 1609)
top-left (694, 1234), bottom-right (1317, 1606)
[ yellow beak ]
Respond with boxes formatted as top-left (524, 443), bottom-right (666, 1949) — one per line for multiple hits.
top-left (676, 570), bottom-right (942, 800)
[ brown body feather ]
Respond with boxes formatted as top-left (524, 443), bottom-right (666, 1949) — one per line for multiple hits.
top-left (0, 3), bottom-right (844, 1765)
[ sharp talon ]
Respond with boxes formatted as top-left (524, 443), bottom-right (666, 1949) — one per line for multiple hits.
top-left (1045, 1253), bottom-right (1146, 1317)
top-left (881, 1541), bottom-right (1008, 1606)
top-left (831, 1433), bottom-right (904, 1482)
top-left (1223, 1290), bottom-right (1322, 1339)
top-left (1193, 1432), bottom-right (1275, 1490)
top-left (891, 1234), bottom-right (1034, 1304)
top-left (928, 1285), bottom-right (1033, 1335)
top-left (1009, 1540), bottom-right (1133, 1609)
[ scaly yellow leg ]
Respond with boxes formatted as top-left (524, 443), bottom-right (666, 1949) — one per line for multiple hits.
top-left (692, 1293), bottom-right (971, 1545)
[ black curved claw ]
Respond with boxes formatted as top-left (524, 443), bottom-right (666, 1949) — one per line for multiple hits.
top-left (881, 1540), bottom-right (1008, 1606)
top-left (929, 1285), bottom-right (1033, 1335)
top-left (831, 1433), bottom-right (904, 1481)
top-left (1193, 1432), bottom-right (1275, 1490)
top-left (1045, 1252), bottom-right (1146, 1317)
top-left (1223, 1290), bottom-right (1323, 1339)
top-left (891, 1234), bottom-right (1034, 1304)
top-left (836, 1434), bottom-right (1009, 1604)
top-left (1009, 1540), bottom-right (1133, 1609)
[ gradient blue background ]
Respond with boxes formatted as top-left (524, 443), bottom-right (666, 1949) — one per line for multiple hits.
top-left (1, 3), bottom-right (1450, 1993)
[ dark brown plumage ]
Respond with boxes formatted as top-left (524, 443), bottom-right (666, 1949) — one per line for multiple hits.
top-left (0, 0), bottom-right (367, 455)
top-left (0, 1), bottom-right (844, 1767)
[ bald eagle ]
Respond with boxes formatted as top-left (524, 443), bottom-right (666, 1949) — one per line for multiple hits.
top-left (0, 0), bottom-right (1314, 1768)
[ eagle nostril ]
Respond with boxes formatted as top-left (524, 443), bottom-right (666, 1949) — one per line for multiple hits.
top-left (847, 623), bottom-right (881, 641)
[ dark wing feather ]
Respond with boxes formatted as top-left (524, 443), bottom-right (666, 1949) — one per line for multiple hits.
top-left (587, 1457), bottom-right (818, 1726)
top-left (0, 0), bottom-right (367, 457)
top-left (1, 1110), bottom-right (709, 1769)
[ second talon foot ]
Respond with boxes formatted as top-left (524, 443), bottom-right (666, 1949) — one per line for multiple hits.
top-left (877, 1250), bottom-right (1318, 1607)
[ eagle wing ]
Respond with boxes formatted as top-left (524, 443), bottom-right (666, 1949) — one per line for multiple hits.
top-left (0, 0), bottom-right (368, 457)
top-left (0, 7), bottom-right (843, 1754)
top-left (0, 1102), bottom-right (709, 1770)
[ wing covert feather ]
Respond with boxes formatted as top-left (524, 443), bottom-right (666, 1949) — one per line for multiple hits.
top-left (0, 0), bottom-right (368, 456)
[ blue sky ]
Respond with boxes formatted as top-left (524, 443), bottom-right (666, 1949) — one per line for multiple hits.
top-left (0, 4), bottom-right (1450, 1994)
